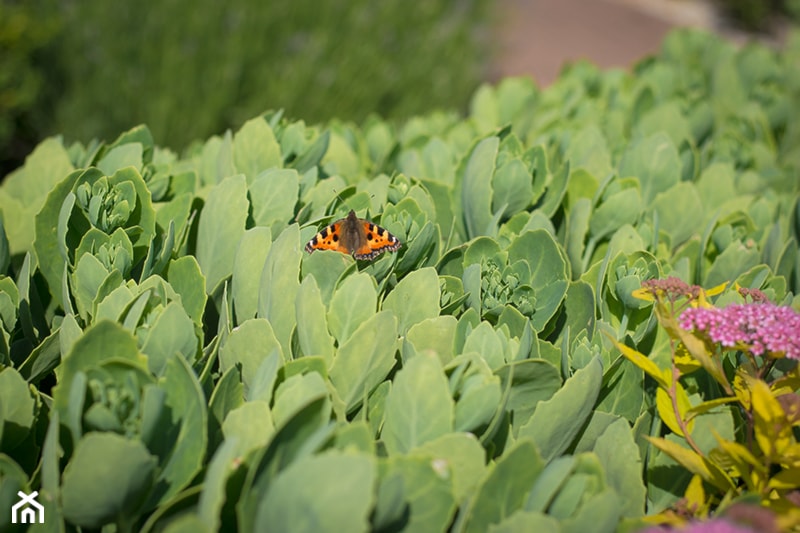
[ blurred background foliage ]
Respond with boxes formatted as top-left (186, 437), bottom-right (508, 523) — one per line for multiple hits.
top-left (1, 0), bottom-right (492, 176)
top-left (717, 0), bottom-right (800, 30)
top-left (2, 0), bottom-right (798, 178)
top-left (0, 0), bottom-right (61, 175)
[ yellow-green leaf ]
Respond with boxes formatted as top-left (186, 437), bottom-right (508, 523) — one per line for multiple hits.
top-left (712, 437), bottom-right (765, 492)
top-left (646, 436), bottom-right (734, 492)
top-left (655, 381), bottom-right (694, 437)
top-left (611, 337), bottom-right (669, 389)
top-left (674, 343), bottom-right (702, 374)
top-left (684, 475), bottom-right (707, 516)
top-left (768, 466), bottom-right (800, 490)
top-left (686, 397), bottom-right (737, 421)
top-left (750, 378), bottom-right (793, 458)
top-left (674, 327), bottom-right (730, 391)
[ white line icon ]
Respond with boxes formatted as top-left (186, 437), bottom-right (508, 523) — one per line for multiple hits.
top-left (11, 490), bottom-right (44, 524)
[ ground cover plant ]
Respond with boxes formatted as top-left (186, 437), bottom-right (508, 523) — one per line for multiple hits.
top-left (0, 28), bottom-right (799, 532)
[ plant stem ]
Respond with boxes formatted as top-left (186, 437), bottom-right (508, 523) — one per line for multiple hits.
top-left (669, 339), bottom-right (703, 456)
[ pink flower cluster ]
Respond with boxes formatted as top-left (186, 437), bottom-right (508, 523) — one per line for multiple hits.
top-left (638, 519), bottom-right (757, 533)
top-left (680, 303), bottom-right (800, 360)
top-left (641, 277), bottom-right (700, 302)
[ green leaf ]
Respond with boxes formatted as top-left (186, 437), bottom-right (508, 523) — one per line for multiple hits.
top-left (33, 168), bottom-right (89, 306)
top-left (258, 224), bottom-right (302, 357)
top-left (593, 418), bottom-right (645, 518)
top-left (61, 433), bottom-right (157, 529)
top-left (508, 230), bottom-right (569, 332)
top-left (231, 227), bottom-right (272, 322)
top-left (155, 192), bottom-right (192, 239)
top-left (596, 357), bottom-right (645, 422)
top-left (208, 366), bottom-right (245, 431)
top-left (326, 272), bottom-right (377, 344)
top-left (565, 198), bottom-right (592, 276)
top-left (415, 432), bottom-right (486, 504)
top-left (462, 321), bottom-right (506, 370)
top-left (238, 397), bottom-right (332, 532)
top-left (295, 275), bottom-right (335, 364)
top-left (321, 130), bottom-right (360, 180)
top-left (249, 168), bottom-right (299, 232)
top-left (618, 133), bottom-right (681, 204)
top-left (233, 117), bottom-right (282, 184)
top-left (462, 137), bottom-right (499, 238)
top-left (97, 143), bottom-right (143, 176)
top-left (197, 438), bottom-right (240, 532)
top-left (469, 84), bottom-right (498, 131)
top-left (196, 174), bottom-right (249, 294)
top-left (406, 315), bottom-right (457, 365)
top-left (589, 188), bottom-right (643, 240)
top-left (300, 249), bottom-right (351, 304)
top-left (564, 125), bottom-right (612, 180)
top-left (458, 439), bottom-right (544, 533)
top-left (492, 157), bottom-right (533, 219)
top-left (72, 249), bottom-right (113, 320)
top-left (141, 301), bottom-right (198, 375)
top-left (272, 371), bottom-right (330, 428)
top-left (254, 451), bottom-right (375, 533)
top-left (650, 182), bottom-right (704, 247)
top-left (53, 320), bottom-right (146, 413)
top-left (704, 241), bottom-right (760, 288)
top-left (222, 401), bottom-right (274, 456)
top-left (489, 512), bottom-right (561, 533)
top-left (382, 267), bottom-right (440, 334)
top-left (291, 130), bottom-right (330, 174)
top-left (247, 352), bottom-right (281, 403)
top-left (494, 358), bottom-right (561, 431)
top-left (1, 138), bottom-right (74, 255)
top-left (453, 363), bottom-right (501, 433)
top-left (634, 101), bottom-right (693, 147)
top-left (160, 513), bottom-right (210, 533)
top-left (380, 454), bottom-right (457, 532)
top-left (329, 311), bottom-right (398, 413)
top-left (0, 367), bottom-right (36, 451)
top-left (524, 455), bottom-right (576, 512)
top-left (17, 326), bottom-right (60, 384)
top-left (382, 352), bottom-right (454, 454)
top-left (219, 318), bottom-right (284, 393)
top-left (146, 353), bottom-right (208, 508)
top-left (561, 280), bottom-right (596, 345)
top-left (166, 256), bottom-right (207, 326)
top-left (0, 455), bottom-right (30, 530)
top-left (40, 410), bottom-right (62, 497)
top-left (518, 357), bottom-right (603, 461)
top-left (561, 488), bottom-right (621, 533)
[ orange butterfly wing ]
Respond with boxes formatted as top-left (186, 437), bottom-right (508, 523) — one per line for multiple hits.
top-left (352, 220), bottom-right (401, 261)
top-left (305, 214), bottom-right (401, 261)
top-left (304, 220), bottom-right (351, 255)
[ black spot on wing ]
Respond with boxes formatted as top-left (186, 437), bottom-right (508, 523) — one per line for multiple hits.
top-left (353, 240), bottom-right (402, 261)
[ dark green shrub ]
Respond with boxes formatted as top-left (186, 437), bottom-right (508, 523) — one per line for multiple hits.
top-left (0, 0), bottom-right (60, 176)
top-left (50, 0), bottom-right (492, 150)
top-left (716, 0), bottom-right (800, 30)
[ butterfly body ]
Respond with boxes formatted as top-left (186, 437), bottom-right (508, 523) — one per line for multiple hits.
top-left (305, 210), bottom-right (401, 261)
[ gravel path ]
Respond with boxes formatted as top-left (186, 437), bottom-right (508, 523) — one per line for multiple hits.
top-left (490, 0), bottom-right (784, 86)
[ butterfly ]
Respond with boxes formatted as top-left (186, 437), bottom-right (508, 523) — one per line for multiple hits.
top-left (304, 210), bottom-right (402, 260)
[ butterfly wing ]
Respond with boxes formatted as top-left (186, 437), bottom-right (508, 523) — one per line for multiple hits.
top-left (352, 220), bottom-right (401, 260)
top-left (304, 220), bottom-right (351, 255)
